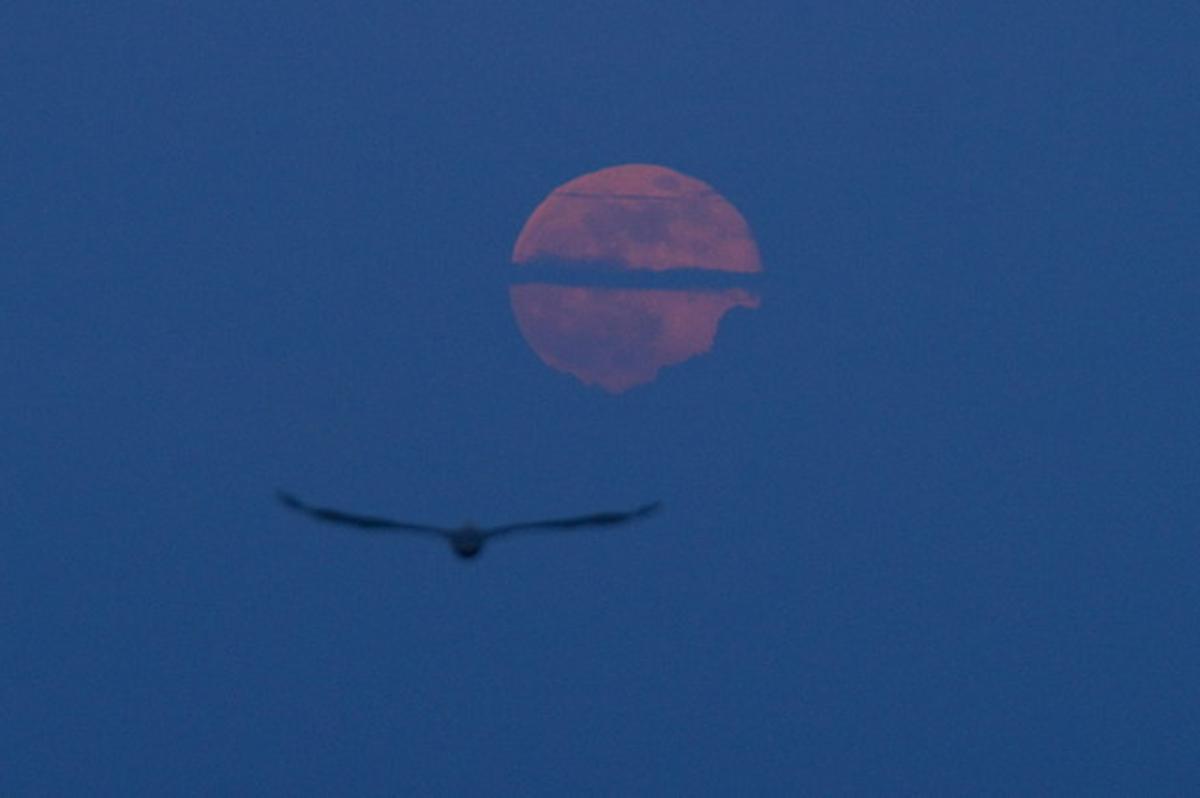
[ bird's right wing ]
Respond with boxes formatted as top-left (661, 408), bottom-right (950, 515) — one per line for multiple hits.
top-left (276, 491), bottom-right (449, 536)
top-left (485, 501), bottom-right (662, 538)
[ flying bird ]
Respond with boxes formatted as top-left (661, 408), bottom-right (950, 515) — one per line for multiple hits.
top-left (276, 490), bottom-right (661, 559)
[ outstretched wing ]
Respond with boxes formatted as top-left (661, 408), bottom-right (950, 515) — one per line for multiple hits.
top-left (276, 490), bottom-right (449, 536)
top-left (485, 501), bottom-right (662, 538)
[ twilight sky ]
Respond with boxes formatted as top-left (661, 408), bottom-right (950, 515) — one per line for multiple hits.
top-left (3, 3), bottom-right (1198, 794)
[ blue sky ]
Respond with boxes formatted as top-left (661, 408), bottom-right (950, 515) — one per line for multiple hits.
top-left (3, 3), bottom-right (1198, 794)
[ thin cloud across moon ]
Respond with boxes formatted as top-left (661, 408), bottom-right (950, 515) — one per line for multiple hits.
top-left (510, 163), bottom-right (762, 393)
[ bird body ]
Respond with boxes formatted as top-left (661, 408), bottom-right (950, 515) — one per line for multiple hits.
top-left (450, 530), bottom-right (485, 559)
top-left (277, 491), bottom-right (660, 559)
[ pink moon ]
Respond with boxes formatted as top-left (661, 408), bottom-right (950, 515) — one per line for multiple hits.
top-left (510, 164), bottom-right (762, 392)
top-left (513, 163), bottom-right (761, 273)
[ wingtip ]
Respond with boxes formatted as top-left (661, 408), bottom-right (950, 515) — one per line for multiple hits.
top-left (276, 489), bottom-right (301, 508)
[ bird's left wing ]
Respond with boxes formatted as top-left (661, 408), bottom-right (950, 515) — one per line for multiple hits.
top-left (485, 501), bottom-right (662, 538)
top-left (276, 490), bottom-right (449, 535)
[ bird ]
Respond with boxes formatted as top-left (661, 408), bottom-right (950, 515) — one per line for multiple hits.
top-left (276, 490), bottom-right (661, 560)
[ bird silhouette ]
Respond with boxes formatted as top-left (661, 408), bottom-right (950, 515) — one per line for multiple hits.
top-left (276, 490), bottom-right (661, 559)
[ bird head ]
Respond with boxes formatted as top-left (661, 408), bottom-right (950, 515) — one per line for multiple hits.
top-left (451, 535), bottom-right (484, 559)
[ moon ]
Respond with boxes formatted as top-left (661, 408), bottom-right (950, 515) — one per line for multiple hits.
top-left (509, 285), bottom-right (760, 393)
top-left (512, 163), bottom-right (761, 272)
top-left (510, 164), bottom-right (762, 393)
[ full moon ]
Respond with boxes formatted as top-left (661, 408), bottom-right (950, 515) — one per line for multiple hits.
top-left (513, 163), bottom-right (761, 272)
top-left (510, 164), bottom-right (762, 393)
